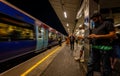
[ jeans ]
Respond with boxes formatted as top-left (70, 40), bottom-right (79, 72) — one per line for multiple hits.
top-left (86, 48), bottom-right (112, 76)
top-left (114, 45), bottom-right (120, 58)
top-left (70, 42), bottom-right (74, 50)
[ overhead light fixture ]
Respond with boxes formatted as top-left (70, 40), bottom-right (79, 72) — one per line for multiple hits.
top-left (79, 24), bottom-right (82, 27)
top-left (66, 23), bottom-right (69, 27)
top-left (64, 11), bottom-right (67, 18)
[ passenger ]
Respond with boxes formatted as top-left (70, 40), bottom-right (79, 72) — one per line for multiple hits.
top-left (74, 26), bottom-right (85, 61)
top-left (74, 35), bottom-right (85, 62)
top-left (69, 33), bottom-right (75, 50)
top-left (58, 37), bottom-right (62, 46)
top-left (86, 12), bottom-right (115, 76)
top-left (66, 37), bottom-right (70, 46)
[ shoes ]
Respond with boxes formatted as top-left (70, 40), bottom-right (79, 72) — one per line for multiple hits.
top-left (80, 59), bottom-right (84, 62)
top-left (74, 57), bottom-right (80, 61)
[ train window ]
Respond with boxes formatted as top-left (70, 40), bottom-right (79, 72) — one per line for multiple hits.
top-left (38, 27), bottom-right (42, 38)
top-left (48, 32), bottom-right (56, 40)
top-left (54, 33), bottom-right (57, 40)
top-left (0, 13), bottom-right (35, 41)
top-left (48, 32), bottom-right (52, 40)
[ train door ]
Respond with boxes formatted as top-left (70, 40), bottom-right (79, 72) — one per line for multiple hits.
top-left (35, 26), bottom-right (44, 51)
top-left (43, 28), bottom-right (48, 48)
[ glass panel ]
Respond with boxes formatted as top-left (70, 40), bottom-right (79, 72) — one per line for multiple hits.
top-left (38, 27), bottom-right (42, 38)
top-left (0, 13), bottom-right (35, 41)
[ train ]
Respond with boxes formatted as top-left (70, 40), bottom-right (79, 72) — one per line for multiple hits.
top-left (0, 1), bottom-right (66, 63)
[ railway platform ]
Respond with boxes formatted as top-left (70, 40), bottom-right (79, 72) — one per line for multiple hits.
top-left (0, 43), bottom-right (120, 76)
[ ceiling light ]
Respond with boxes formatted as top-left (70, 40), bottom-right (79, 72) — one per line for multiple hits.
top-left (66, 23), bottom-right (69, 27)
top-left (64, 11), bottom-right (67, 18)
top-left (79, 24), bottom-right (82, 27)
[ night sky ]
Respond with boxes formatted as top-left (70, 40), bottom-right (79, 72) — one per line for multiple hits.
top-left (6, 0), bottom-right (68, 36)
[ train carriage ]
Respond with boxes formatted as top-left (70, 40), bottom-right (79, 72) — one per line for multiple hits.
top-left (0, 1), bottom-right (65, 63)
top-left (0, 1), bottom-right (36, 62)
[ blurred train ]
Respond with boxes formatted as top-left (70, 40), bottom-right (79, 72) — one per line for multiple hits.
top-left (0, 1), bottom-right (66, 63)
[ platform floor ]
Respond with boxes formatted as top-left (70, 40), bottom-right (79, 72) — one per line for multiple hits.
top-left (41, 45), bottom-right (86, 76)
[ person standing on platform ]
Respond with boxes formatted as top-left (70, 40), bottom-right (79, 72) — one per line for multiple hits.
top-left (86, 12), bottom-right (115, 76)
top-left (79, 26), bottom-right (85, 62)
top-left (58, 36), bottom-right (62, 46)
top-left (74, 26), bottom-right (85, 61)
top-left (69, 33), bottom-right (75, 50)
top-left (66, 37), bottom-right (70, 46)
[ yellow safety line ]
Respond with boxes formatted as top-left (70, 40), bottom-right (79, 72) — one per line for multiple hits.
top-left (21, 47), bottom-right (60, 76)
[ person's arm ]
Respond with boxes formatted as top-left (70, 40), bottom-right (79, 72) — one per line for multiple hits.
top-left (88, 31), bottom-right (115, 39)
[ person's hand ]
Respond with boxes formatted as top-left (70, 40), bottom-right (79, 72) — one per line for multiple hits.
top-left (88, 34), bottom-right (99, 39)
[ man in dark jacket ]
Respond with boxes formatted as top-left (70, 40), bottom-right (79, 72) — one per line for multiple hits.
top-left (86, 12), bottom-right (115, 76)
